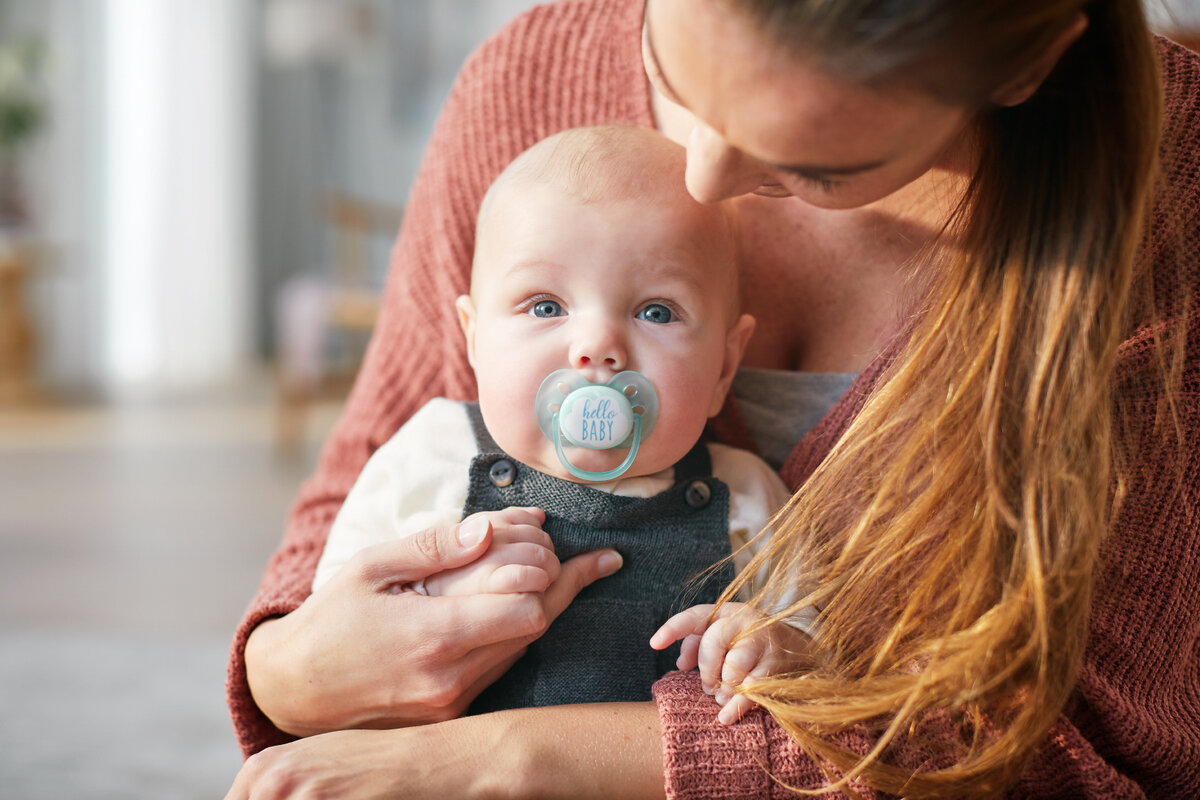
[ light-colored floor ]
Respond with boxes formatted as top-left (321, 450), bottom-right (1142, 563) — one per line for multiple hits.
top-left (0, 380), bottom-right (340, 799)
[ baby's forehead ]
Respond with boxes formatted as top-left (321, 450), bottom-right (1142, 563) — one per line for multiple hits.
top-left (476, 181), bottom-right (735, 271)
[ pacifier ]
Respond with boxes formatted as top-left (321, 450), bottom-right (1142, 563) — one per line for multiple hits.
top-left (534, 369), bottom-right (659, 482)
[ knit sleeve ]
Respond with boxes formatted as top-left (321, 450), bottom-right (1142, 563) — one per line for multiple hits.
top-left (226, 0), bottom-right (653, 758)
top-left (654, 672), bottom-right (955, 799)
top-left (652, 676), bottom-right (1147, 799)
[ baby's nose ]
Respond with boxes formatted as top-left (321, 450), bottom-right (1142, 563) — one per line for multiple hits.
top-left (569, 321), bottom-right (627, 376)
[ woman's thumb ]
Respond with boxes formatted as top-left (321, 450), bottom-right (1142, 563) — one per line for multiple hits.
top-left (365, 514), bottom-right (493, 585)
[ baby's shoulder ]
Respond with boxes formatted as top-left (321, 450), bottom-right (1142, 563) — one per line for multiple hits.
top-left (375, 398), bottom-right (476, 461)
top-left (705, 443), bottom-right (791, 505)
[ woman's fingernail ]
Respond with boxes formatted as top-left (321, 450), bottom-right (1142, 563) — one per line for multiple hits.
top-left (598, 551), bottom-right (623, 575)
top-left (458, 516), bottom-right (487, 547)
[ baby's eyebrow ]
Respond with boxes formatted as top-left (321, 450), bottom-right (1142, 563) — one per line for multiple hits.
top-left (635, 257), bottom-right (712, 293)
top-left (501, 259), bottom-right (562, 280)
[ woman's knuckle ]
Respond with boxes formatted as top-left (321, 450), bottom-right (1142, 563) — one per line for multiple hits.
top-left (420, 634), bottom-right (457, 664)
top-left (408, 674), bottom-right (457, 711)
top-left (516, 599), bottom-right (548, 634)
top-left (424, 683), bottom-right (460, 710)
top-left (411, 528), bottom-right (447, 563)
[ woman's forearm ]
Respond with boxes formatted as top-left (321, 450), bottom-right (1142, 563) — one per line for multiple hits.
top-left (227, 702), bottom-right (667, 800)
top-left (491, 702), bottom-right (666, 799)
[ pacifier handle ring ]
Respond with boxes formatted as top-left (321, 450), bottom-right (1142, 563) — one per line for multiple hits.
top-left (552, 413), bottom-right (643, 482)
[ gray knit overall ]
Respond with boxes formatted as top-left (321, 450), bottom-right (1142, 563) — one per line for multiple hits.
top-left (462, 403), bottom-right (734, 713)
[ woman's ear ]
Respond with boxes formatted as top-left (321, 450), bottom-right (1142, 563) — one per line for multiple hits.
top-left (455, 294), bottom-right (478, 368)
top-left (708, 313), bottom-right (756, 417)
top-left (990, 13), bottom-right (1088, 107)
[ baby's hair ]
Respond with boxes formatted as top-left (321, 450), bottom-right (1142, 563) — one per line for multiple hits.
top-left (474, 125), bottom-right (743, 316)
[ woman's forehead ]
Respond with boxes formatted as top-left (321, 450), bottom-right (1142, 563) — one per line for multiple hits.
top-left (644, 0), bottom-right (964, 167)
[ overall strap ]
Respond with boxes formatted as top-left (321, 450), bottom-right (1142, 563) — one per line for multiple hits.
top-left (464, 402), bottom-right (503, 454)
top-left (672, 439), bottom-right (713, 481)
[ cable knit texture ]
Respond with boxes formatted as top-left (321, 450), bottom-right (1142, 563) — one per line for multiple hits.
top-left (228, 1), bottom-right (1200, 796)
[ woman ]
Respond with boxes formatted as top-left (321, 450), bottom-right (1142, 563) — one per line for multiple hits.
top-left (227, 0), bottom-right (1200, 796)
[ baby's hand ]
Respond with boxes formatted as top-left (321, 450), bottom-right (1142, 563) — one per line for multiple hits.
top-left (420, 507), bottom-right (560, 597)
top-left (651, 602), bottom-right (811, 725)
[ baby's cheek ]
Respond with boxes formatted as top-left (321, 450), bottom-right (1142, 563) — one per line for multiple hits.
top-left (643, 394), bottom-right (713, 468)
top-left (664, 364), bottom-right (725, 421)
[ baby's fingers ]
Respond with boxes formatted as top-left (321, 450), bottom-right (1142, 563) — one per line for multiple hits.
top-left (720, 636), bottom-right (767, 692)
top-left (650, 605), bottom-right (716, 650)
top-left (697, 617), bottom-right (745, 694)
top-left (479, 508), bottom-right (552, 549)
top-left (484, 562), bottom-right (553, 594)
top-left (480, 506), bottom-right (546, 529)
top-left (675, 633), bottom-right (702, 672)
top-left (716, 694), bottom-right (760, 725)
top-left (715, 652), bottom-right (773, 724)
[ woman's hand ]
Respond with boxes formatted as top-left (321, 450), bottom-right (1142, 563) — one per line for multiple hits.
top-left (244, 516), bottom-right (623, 736)
top-left (225, 703), bottom-right (666, 800)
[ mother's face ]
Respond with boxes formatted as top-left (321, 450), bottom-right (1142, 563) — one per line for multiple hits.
top-left (643, 0), bottom-right (976, 210)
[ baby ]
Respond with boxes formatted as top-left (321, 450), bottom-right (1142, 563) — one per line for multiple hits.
top-left (314, 125), bottom-right (806, 722)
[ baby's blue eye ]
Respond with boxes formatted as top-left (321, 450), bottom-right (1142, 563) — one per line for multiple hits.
top-left (637, 303), bottom-right (674, 324)
top-left (530, 299), bottom-right (564, 318)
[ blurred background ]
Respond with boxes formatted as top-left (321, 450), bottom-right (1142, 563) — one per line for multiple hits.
top-left (0, 1), bottom-right (539, 797)
top-left (0, 1), bottom-right (1198, 798)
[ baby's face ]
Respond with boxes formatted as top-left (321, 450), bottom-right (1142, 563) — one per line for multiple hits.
top-left (458, 182), bottom-right (752, 482)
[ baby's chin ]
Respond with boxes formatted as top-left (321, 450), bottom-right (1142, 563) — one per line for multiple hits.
top-left (508, 441), bottom-right (664, 485)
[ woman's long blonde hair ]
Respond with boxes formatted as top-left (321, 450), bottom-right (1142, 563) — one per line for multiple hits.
top-left (717, 0), bottom-right (1168, 795)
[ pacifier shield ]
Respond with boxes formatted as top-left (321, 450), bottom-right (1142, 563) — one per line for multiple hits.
top-left (534, 369), bottom-right (660, 481)
top-left (534, 369), bottom-right (659, 447)
top-left (558, 385), bottom-right (633, 449)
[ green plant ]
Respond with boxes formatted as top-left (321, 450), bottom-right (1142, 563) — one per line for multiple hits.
top-left (0, 37), bottom-right (46, 154)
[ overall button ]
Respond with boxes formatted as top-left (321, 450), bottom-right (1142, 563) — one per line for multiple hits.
top-left (684, 480), bottom-right (711, 509)
top-left (489, 459), bottom-right (516, 488)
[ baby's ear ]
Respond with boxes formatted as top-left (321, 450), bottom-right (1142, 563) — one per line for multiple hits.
top-left (455, 295), bottom-right (478, 368)
top-left (709, 313), bottom-right (756, 417)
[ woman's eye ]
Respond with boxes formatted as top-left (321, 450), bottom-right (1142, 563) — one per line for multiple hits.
top-left (779, 166), bottom-right (843, 193)
top-left (637, 303), bottom-right (674, 324)
top-left (529, 299), bottom-right (564, 318)
top-left (804, 175), bottom-right (840, 193)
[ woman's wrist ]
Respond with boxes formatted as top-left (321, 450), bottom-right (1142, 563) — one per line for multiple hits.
top-left (245, 616), bottom-right (305, 734)
top-left (245, 614), bottom-right (343, 737)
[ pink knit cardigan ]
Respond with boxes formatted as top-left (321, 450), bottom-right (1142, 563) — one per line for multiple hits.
top-left (227, 1), bottom-right (1200, 796)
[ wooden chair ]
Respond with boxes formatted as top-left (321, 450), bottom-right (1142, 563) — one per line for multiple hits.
top-left (274, 192), bottom-right (402, 455)
top-left (0, 238), bottom-right (40, 406)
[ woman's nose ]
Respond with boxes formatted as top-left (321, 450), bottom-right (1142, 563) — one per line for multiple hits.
top-left (569, 319), bottom-right (627, 376)
top-left (684, 120), bottom-right (769, 203)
